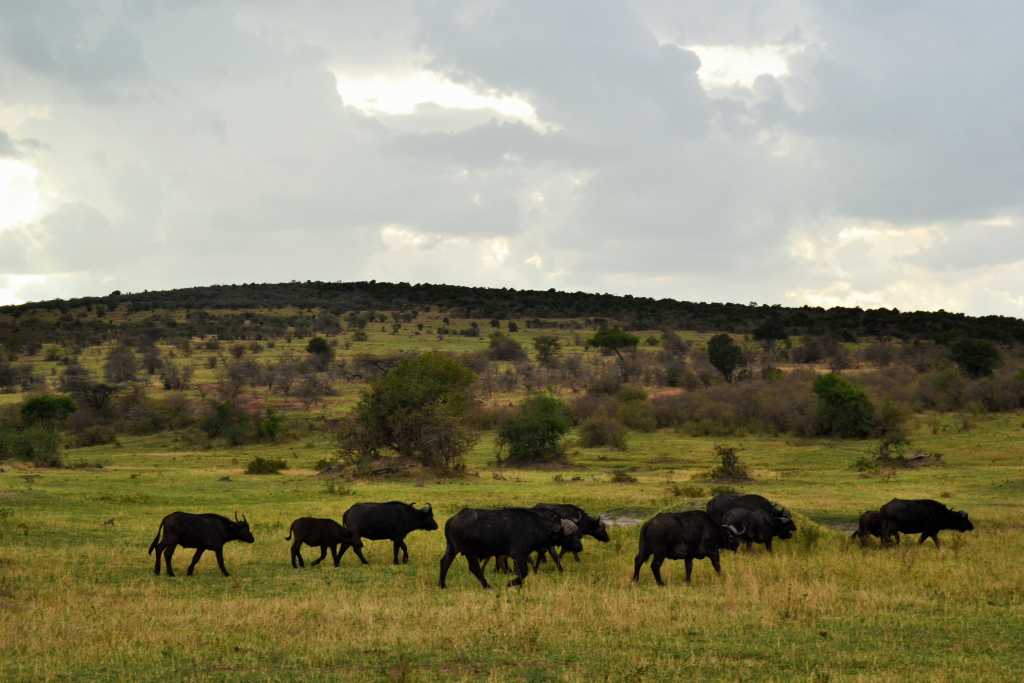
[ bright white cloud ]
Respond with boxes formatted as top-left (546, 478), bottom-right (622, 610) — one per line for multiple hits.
top-left (0, 160), bottom-right (48, 231)
top-left (686, 43), bottom-right (804, 88)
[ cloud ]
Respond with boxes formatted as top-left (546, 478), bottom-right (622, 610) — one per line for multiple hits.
top-left (0, 1), bottom-right (1021, 316)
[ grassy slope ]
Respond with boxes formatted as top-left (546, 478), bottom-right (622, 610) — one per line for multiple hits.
top-left (2, 412), bottom-right (1023, 681)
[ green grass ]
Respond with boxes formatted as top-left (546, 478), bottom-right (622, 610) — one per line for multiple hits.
top-left (2, 414), bottom-right (1023, 681)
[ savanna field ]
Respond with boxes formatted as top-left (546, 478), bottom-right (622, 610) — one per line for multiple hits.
top-left (2, 292), bottom-right (1024, 681)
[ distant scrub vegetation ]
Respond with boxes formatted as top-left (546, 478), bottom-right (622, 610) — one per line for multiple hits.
top-left (1, 281), bottom-right (1023, 471)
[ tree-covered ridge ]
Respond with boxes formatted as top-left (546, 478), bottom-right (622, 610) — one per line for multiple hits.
top-left (2, 280), bottom-right (1023, 349)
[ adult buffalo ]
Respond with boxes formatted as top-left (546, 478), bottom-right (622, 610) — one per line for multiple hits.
top-left (439, 508), bottom-right (579, 589)
top-left (720, 508), bottom-right (785, 552)
top-left (706, 493), bottom-right (796, 550)
top-left (632, 511), bottom-right (742, 586)
top-left (341, 501), bottom-right (437, 565)
top-left (879, 499), bottom-right (973, 547)
top-left (850, 510), bottom-right (892, 546)
top-left (148, 511), bottom-right (255, 577)
top-left (286, 517), bottom-right (362, 568)
top-left (532, 503), bottom-right (609, 565)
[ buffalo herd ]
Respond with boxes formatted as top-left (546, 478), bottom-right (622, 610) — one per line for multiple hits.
top-left (146, 495), bottom-right (974, 585)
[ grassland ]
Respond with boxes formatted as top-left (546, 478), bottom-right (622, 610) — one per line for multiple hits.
top-left (2, 409), bottom-right (1023, 681)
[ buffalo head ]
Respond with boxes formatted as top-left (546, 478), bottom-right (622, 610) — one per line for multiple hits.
top-left (416, 503), bottom-right (438, 531)
top-left (720, 523), bottom-right (744, 551)
top-left (951, 510), bottom-right (974, 532)
top-left (233, 512), bottom-right (255, 543)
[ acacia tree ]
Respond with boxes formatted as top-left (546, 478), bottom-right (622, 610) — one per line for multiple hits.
top-left (337, 352), bottom-right (477, 470)
top-left (533, 335), bottom-right (562, 368)
top-left (588, 326), bottom-right (639, 379)
top-left (707, 334), bottom-right (745, 382)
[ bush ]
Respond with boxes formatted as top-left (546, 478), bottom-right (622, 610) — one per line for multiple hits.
top-left (21, 395), bottom-right (76, 425)
top-left (813, 373), bottom-right (876, 438)
top-left (617, 398), bottom-right (657, 432)
top-left (0, 424), bottom-right (62, 467)
top-left (579, 415), bottom-right (627, 450)
top-left (245, 457), bottom-right (288, 475)
top-left (706, 445), bottom-right (751, 481)
top-left (496, 394), bottom-right (570, 465)
top-left (488, 333), bottom-right (527, 362)
top-left (337, 352), bottom-right (477, 470)
top-left (950, 339), bottom-right (1000, 378)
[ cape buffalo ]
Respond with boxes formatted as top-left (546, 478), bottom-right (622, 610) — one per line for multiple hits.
top-left (148, 511), bottom-right (254, 577)
top-left (439, 507), bottom-right (579, 588)
top-left (633, 511), bottom-right (742, 586)
top-left (879, 499), bottom-right (973, 547)
top-left (721, 508), bottom-right (786, 552)
top-left (481, 507), bottom-right (585, 574)
top-left (532, 503), bottom-right (610, 565)
top-left (706, 493), bottom-right (796, 549)
top-left (286, 517), bottom-right (362, 568)
top-left (850, 510), bottom-right (893, 545)
top-left (341, 501), bottom-right (437, 565)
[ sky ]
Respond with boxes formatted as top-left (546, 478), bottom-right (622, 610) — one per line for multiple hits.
top-left (1, 1), bottom-right (1022, 316)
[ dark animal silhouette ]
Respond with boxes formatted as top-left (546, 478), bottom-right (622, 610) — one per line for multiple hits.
top-left (851, 510), bottom-right (892, 545)
top-left (531, 503), bottom-right (609, 566)
top-left (633, 511), bottom-right (742, 586)
top-left (148, 511), bottom-right (254, 577)
top-left (879, 499), bottom-right (973, 547)
top-left (286, 517), bottom-right (362, 568)
top-left (721, 508), bottom-right (786, 552)
top-left (341, 501), bottom-right (437, 565)
top-left (439, 508), bottom-right (579, 589)
top-left (706, 493), bottom-right (796, 550)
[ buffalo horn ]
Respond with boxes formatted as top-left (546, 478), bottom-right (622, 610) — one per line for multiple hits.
top-left (725, 524), bottom-right (744, 536)
top-left (560, 519), bottom-right (578, 536)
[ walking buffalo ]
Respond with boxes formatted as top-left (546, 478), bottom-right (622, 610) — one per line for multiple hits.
top-left (721, 508), bottom-right (786, 552)
top-left (532, 503), bottom-right (609, 565)
top-left (851, 510), bottom-right (892, 545)
top-left (879, 499), bottom-right (973, 547)
top-left (706, 493), bottom-right (796, 550)
top-left (286, 517), bottom-right (362, 568)
top-left (633, 511), bottom-right (742, 585)
top-left (439, 507), bottom-right (579, 588)
top-left (148, 511), bottom-right (255, 577)
top-left (341, 501), bottom-right (437, 565)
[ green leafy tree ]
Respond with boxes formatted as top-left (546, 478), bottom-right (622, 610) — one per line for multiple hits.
top-left (813, 373), bottom-right (876, 438)
top-left (496, 394), bottom-right (570, 465)
top-left (950, 339), bottom-right (1000, 378)
top-left (588, 326), bottom-right (639, 378)
top-left (306, 336), bottom-right (335, 370)
top-left (753, 319), bottom-right (788, 351)
top-left (21, 394), bottom-right (76, 425)
top-left (533, 335), bottom-right (562, 368)
top-left (337, 352), bottom-right (477, 470)
top-left (707, 334), bottom-right (745, 382)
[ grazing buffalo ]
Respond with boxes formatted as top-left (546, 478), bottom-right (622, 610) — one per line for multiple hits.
top-left (482, 507), bottom-right (585, 574)
top-left (148, 511), bottom-right (255, 577)
top-left (286, 517), bottom-right (362, 568)
top-left (439, 508), bottom-right (580, 588)
top-left (850, 510), bottom-right (892, 545)
top-left (632, 511), bottom-right (742, 585)
top-left (706, 493), bottom-right (796, 549)
top-left (721, 508), bottom-right (785, 552)
top-left (532, 503), bottom-right (610, 565)
top-left (341, 501), bottom-right (437, 565)
top-left (879, 499), bottom-right (973, 547)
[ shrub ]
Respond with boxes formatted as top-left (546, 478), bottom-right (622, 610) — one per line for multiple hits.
top-left (617, 398), bottom-right (657, 432)
top-left (950, 339), bottom-right (1000, 378)
top-left (488, 333), bottom-right (527, 362)
top-left (496, 394), bottom-right (570, 465)
top-left (245, 457), bottom-right (288, 475)
top-left (0, 424), bottom-right (62, 467)
top-left (21, 395), bottom-right (76, 426)
top-left (104, 345), bottom-right (138, 384)
top-left (579, 415), bottom-right (627, 450)
top-left (813, 373), bottom-right (876, 438)
top-left (533, 336), bottom-right (562, 367)
top-left (336, 352), bottom-right (477, 470)
top-left (706, 445), bottom-right (751, 481)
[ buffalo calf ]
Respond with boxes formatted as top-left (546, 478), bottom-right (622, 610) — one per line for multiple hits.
top-left (286, 517), bottom-right (361, 568)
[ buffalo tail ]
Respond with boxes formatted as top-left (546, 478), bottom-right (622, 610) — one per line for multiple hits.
top-left (148, 520), bottom-right (164, 555)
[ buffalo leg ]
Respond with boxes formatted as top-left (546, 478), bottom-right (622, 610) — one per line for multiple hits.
top-left (330, 545), bottom-right (341, 567)
top-left (508, 554), bottom-right (528, 587)
top-left (351, 544), bottom-right (369, 565)
top-left (765, 538), bottom-right (773, 554)
top-left (163, 544), bottom-right (176, 577)
top-left (531, 550), bottom-right (543, 572)
top-left (549, 547), bottom-right (564, 572)
top-left (929, 533), bottom-right (941, 548)
top-left (398, 539), bottom-right (409, 564)
top-left (439, 546), bottom-right (458, 588)
top-left (632, 549), bottom-right (651, 583)
top-left (186, 549), bottom-right (205, 576)
top-left (467, 555), bottom-right (490, 589)
top-left (214, 548), bottom-right (230, 577)
top-left (291, 541), bottom-right (304, 568)
top-left (557, 547), bottom-right (581, 563)
top-left (683, 557), bottom-right (694, 584)
top-left (918, 533), bottom-right (928, 544)
top-left (153, 543), bottom-right (163, 575)
top-left (710, 552), bottom-right (722, 576)
top-left (744, 540), bottom-right (753, 552)
top-left (311, 546), bottom-right (328, 566)
top-left (651, 555), bottom-right (667, 586)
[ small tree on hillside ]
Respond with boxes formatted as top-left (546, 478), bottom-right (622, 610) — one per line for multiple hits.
top-left (496, 394), bottom-right (570, 465)
top-left (533, 335), bottom-right (562, 368)
top-left (588, 326), bottom-right (639, 379)
top-left (950, 339), bottom-right (1000, 378)
top-left (104, 345), bottom-right (138, 384)
top-left (337, 352), bottom-right (477, 470)
top-left (707, 334), bottom-right (745, 382)
top-left (306, 336), bottom-right (335, 371)
top-left (488, 332), bottom-right (527, 361)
